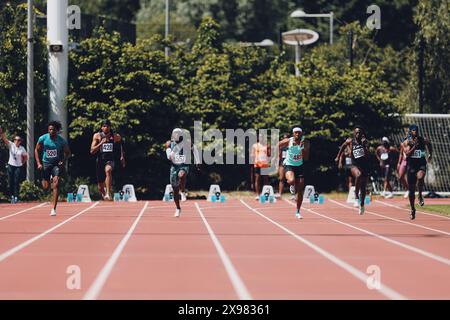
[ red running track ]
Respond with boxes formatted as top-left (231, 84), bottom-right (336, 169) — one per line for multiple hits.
top-left (0, 197), bottom-right (448, 300)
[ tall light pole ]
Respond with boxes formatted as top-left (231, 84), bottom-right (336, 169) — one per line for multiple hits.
top-left (165, 0), bottom-right (170, 57)
top-left (47, 0), bottom-right (68, 141)
top-left (282, 29), bottom-right (319, 77)
top-left (290, 9), bottom-right (334, 45)
top-left (26, 0), bottom-right (35, 181)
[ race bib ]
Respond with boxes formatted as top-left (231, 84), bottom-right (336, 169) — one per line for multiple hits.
top-left (345, 157), bottom-right (352, 165)
top-left (380, 153), bottom-right (389, 161)
top-left (292, 153), bottom-right (303, 162)
top-left (46, 149), bottom-right (58, 158)
top-left (411, 150), bottom-right (422, 159)
top-left (282, 150), bottom-right (287, 159)
top-left (174, 154), bottom-right (186, 164)
top-left (353, 148), bottom-right (365, 159)
top-left (102, 143), bottom-right (113, 153)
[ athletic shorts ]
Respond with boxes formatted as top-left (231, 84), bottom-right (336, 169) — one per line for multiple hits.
top-left (407, 164), bottom-right (426, 183)
top-left (343, 165), bottom-right (353, 177)
top-left (42, 164), bottom-right (62, 181)
top-left (284, 165), bottom-right (304, 179)
top-left (254, 167), bottom-right (269, 175)
top-left (96, 159), bottom-right (115, 183)
top-left (381, 165), bottom-right (392, 179)
top-left (170, 164), bottom-right (189, 187)
top-left (351, 163), bottom-right (370, 177)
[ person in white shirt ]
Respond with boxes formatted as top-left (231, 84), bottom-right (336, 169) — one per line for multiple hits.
top-left (0, 127), bottom-right (28, 203)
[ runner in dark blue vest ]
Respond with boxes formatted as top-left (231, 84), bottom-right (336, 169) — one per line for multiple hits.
top-left (90, 120), bottom-right (125, 201)
top-left (335, 126), bottom-right (370, 215)
top-left (402, 124), bottom-right (433, 220)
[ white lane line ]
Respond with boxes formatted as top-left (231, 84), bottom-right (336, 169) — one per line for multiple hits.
top-left (83, 201), bottom-right (149, 300)
top-left (240, 200), bottom-right (406, 300)
top-left (330, 199), bottom-right (450, 236)
top-left (287, 199), bottom-right (450, 266)
top-left (375, 200), bottom-right (450, 220)
top-left (0, 202), bottom-right (99, 263)
top-left (195, 202), bottom-right (252, 300)
top-left (0, 202), bottom-right (48, 221)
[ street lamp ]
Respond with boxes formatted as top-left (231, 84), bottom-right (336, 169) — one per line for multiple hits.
top-left (165, 0), bottom-right (170, 57)
top-left (240, 39), bottom-right (275, 47)
top-left (290, 9), bottom-right (334, 44)
top-left (282, 29), bottom-right (319, 77)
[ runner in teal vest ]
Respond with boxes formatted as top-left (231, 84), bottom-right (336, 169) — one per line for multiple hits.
top-left (278, 126), bottom-right (310, 219)
top-left (35, 121), bottom-right (71, 216)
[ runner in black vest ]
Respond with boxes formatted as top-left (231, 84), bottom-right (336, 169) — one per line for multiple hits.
top-left (335, 126), bottom-right (370, 215)
top-left (402, 124), bottom-right (432, 220)
top-left (90, 120), bottom-right (125, 200)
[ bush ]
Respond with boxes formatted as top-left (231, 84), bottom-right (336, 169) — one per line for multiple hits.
top-left (19, 180), bottom-right (45, 201)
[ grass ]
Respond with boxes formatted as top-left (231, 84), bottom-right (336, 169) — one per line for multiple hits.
top-left (420, 205), bottom-right (450, 217)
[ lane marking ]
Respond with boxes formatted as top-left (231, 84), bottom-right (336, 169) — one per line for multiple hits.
top-left (240, 200), bottom-right (406, 300)
top-left (195, 202), bottom-right (252, 300)
top-left (287, 199), bottom-right (450, 266)
top-left (329, 199), bottom-right (450, 236)
top-left (375, 200), bottom-right (450, 220)
top-left (0, 202), bottom-right (99, 263)
top-left (0, 203), bottom-right (48, 221)
top-left (83, 201), bottom-right (149, 300)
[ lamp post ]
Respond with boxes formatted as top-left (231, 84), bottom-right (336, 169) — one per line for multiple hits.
top-left (165, 0), bottom-right (170, 57)
top-left (282, 29), bottom-right (319, 77)
top-left (290, 9), bottom-right (334, 45)
top-left (26, 0), bottom-right (35, 181)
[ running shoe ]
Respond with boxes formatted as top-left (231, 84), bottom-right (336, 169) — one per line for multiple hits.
top-left (359, 205), bottom-right (365, 215)
top-left (50, 209), bottom-right (57, 216)
top-left (181, 192), bottom-right (187, 202)
top-left (174, 209), bottom-right (181, 218)
top-left (353, 199), bottom-right (359, 208)
top-left (255, 195), bottom-right (260, 201)
top-left (295, 209), bottom-right (303, 219)
top-left (418, 195), bottom-right (424, 206)
top-left (103, 194), bottom-right (111, 201)
top-left (10, 196), bottom-right (15, 204)
top-left (290, 185), bottom-right (296, 195)
top-left (404, 191), bottom-right (409, 199)
top-left (410, 208), bottom-right (416, 220)
top-left (274, 193), bottom-right (281, 199)
top-left (385, 192), bottom-right (393, 199)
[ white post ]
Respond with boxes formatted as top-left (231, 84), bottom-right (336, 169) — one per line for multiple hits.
top-left (165, 0), bottom-right (170, 57)
top-left (47, 0), bottom-right (68, 141)
top-left (295, 43), bottom-right (301, 77)
top-left (26, 0), bottom-right (35, 181)
top-left (329, 12), bottom-right (334, 44)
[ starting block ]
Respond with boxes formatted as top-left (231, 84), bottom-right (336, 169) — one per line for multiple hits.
top-left (303, 185), bottom-right (316, 200)
top-left (364, 195), bottom-right (371, 205)
top-left (163, 184), bottom-right (174, 202)
top-left (114, 190), bottom-right (129, 202)
top-left (122, 184), bottom-right (137, 202)
top-left (260, 185), bottom-right (276, 204)
top-left (309, 192), bottom-right (325, 204)
top-left (77, 184), bottom-right (92, 203)
top-left (208, 184), bottom-right (226, 202)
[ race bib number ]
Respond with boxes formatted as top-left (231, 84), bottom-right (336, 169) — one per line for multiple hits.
top-left (353, 148), bottom-right (365, 159)
top-left (411, 150), bottom-right (422, 159)
top-left (174, 154), bottom-right (186, 164)
top-left (293, 153), bottom-right (303, 162)
top-left (345, 157), bottom-right (352, 165)
top-left (102, 143), bottom-right (113, 152)
top-left (380, 153), bottom-right (389, 161)
top-left (46, 149), bottom-right (58, 158)
top-left (282, 150), bottom-right (287, 159)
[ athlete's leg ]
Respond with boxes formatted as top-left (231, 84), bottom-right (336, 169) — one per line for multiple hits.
top-left (278, 165), bottom-right (285, 195)
top-left (98, 182), bottom-right (106, 198)
top-left (178, 170), bottom-right (187, 201)
top-left (254, 171), bottom-right (261, 196)
top-left (417, 169), bottom-right (426, 205)
top-left (351, 166), bottom-right (362, 200)
top-left (359, 175), bottom-right (368, 207)
top-left (51, 175), bottom-right (59, 210)
top-left (104, 164), bottom-right (113, 198)
top-left (296, 177), bottom-right (305, 211)
top-left (285, 170), bottom-right (295, 189)
top-left (398, 164), bottom-right (408, 189)
top-left (261, 174), bottom-right (269, 189)
top-left (407, 167), bottom-right (417, 211)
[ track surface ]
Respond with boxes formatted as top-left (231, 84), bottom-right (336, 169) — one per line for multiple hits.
top-left (0, 197), bottom-right (449, 300)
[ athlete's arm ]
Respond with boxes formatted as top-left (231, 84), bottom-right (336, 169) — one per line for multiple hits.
top-left (165, 140), bottom-right (172, 160)
top-left (59, 144), bottom-right (71, 166)
top-left (335, 138), bottom-right (351, 163)
top-left (90, 133), bottom-right (105, 155)
top-left (375, 146), bottom-right (382, 161)
top-left (0, 127), bottom-right (11, 147)
top-left (120, 140), bottom-right (126, 168)
top-left (35, 142), bottom-right (43, 170)
top-left (278, 138), bottom-right (289, 150)
top-left (397, 144), bottom-right (404, 167)
top-left (404, 138), bottom-right (417, 157)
